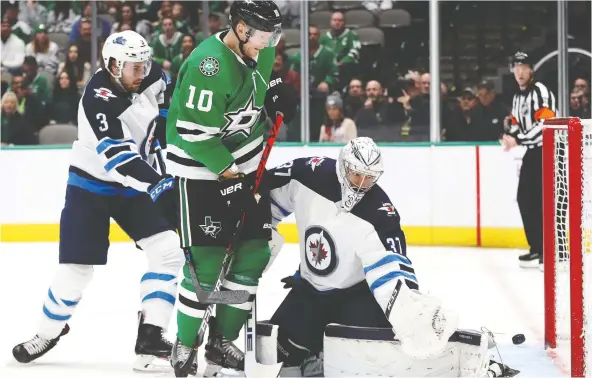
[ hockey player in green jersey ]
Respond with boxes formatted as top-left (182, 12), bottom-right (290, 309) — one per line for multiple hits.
top-left (165, 1), bottom-right (296, 376)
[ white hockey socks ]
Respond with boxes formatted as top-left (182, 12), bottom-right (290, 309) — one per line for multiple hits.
top-left (137, 230), bottom-right (184, 330)
top-left (38, 264), bottom-right (94, 340)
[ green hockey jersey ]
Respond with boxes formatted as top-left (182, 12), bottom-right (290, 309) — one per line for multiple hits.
top-left (319, 29), bottom-right (361, 65)
top-left (166, 31), bottom-right (274, 180)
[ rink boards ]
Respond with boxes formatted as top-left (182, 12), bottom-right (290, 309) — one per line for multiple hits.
top-left (0, 144), bottom-right (529, 248)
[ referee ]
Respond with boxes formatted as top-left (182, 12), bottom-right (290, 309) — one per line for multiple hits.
top-left (501, 51), bottom-right (557, 270)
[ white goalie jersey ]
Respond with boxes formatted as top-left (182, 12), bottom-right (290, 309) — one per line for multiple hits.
top-left (267, 156), bottom-right (418, 294)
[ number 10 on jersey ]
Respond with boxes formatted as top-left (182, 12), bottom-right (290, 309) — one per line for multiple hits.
top-left (186, 85), bottom-right (213, 112)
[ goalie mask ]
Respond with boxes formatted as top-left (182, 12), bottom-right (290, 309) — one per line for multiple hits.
top-left (102, 30), bottom-right (152, 92)
top-left (337, 137), bottom-right (384, 212)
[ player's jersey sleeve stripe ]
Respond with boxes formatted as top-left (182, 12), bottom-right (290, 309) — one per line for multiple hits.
top-left (369, 271), bottom-right (418, 293)
top-left (104, 152), bottom-right (141, 172)
top-left (96, 137), bottom-right (135, 154)
top-left (363, 254), bottom-right (412, 274)
top-left (271, 197), bottom-right (291, 217)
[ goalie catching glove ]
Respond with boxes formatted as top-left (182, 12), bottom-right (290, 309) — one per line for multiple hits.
top-left (265, 79), bottom-right (297, 123)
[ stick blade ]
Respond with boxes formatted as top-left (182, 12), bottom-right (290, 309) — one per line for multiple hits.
top-left (198, 289), bottom-right (251, 305)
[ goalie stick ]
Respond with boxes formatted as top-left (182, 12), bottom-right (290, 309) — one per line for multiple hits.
top-left (172, 114), bottom-right (285, 377)
top-left (153, 140), bottom-right (251, 306)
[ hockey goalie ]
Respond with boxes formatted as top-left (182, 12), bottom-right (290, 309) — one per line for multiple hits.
top-left (255, 137), bottom-right (519, 377)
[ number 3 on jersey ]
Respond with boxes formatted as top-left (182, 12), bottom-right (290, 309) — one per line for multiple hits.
top-left (96, 113), bottom-right (108, 131)
top-left (186, 85), bottom-right (213, 112)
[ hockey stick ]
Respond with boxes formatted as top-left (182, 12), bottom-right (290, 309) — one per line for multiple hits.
top-left (153, 140), bottom-right (250, 305)
top-left (175, 114), bottom-right (285, 376)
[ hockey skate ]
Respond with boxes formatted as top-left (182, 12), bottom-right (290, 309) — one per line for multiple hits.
top-left (171, 338), bottom-right (198, 377)
top-left (133, 311), bottom-right (173, 372)
top-left (12, 324), bottom-right (70, 363)
top-left (204, 317), bottom-right (245, 377)
top-left (518, 251), bottom-right (539, 268)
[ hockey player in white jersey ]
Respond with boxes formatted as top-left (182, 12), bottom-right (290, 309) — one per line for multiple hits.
top-left (12, 31), bottom-right (184, 371)
top-left (257, 137), bottom-right (519, 377)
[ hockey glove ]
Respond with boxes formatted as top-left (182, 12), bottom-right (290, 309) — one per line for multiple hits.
top-left (219, 173), bottom-right (259, 214)
top-left (265, 80), bottom-right (298, 124)
top-left (148, 175), bottom-right (178, 228)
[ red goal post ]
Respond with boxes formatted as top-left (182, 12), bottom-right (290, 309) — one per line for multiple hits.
top-left (542, 117), bottom-right (592, 377)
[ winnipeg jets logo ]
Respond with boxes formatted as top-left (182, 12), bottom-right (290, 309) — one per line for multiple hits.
top-left (200, 216), bottom-right (222, 238)
top-left (378, 202), bottom-right (398, 217)
top-left (304, 226), bottom-right (337, 276)
top-left (307, 157), bottom-right (325, 171)
top-left (220, 93), bottom-right (262, 139)
top-left (94, 88), bottom-right (117, 101)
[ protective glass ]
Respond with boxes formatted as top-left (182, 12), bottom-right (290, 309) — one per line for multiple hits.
top-left (344, 162), bottom-right (382, 193)
top-left (247, 25), bottom-right (282, 48)
top-left (122, 60), bottom-right (152, 79)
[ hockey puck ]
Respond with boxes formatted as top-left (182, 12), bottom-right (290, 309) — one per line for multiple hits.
top-left (512, 334), bottom-right (525, 345)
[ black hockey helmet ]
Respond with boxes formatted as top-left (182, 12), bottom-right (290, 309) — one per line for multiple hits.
top-left (229, 1), bottom-right (283, 68)
top-left (230, 1), bottom-right (282, 33)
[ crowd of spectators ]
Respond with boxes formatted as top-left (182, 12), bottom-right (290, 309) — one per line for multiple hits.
top-left (1, 0), bottom-right (590, 146)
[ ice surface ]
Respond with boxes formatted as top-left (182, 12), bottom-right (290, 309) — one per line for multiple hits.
top-left (0, 243), bottom-right (566, 377)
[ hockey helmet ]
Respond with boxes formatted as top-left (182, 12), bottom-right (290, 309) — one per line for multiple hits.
top-left (229, 0), bottom-right (282, 66)
top-left (102, 30), bottom-right (152, 81)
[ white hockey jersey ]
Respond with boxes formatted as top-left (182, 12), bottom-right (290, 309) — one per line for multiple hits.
top-left (69, 63), bottom-right (169, 196)
top-left (268, 157), bottom-right (419, 294)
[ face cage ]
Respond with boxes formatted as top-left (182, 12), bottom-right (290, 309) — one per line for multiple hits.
top-left (343, 161), bottom-right (383, 193)
top-left (245, 25), bottom-right (282, 48)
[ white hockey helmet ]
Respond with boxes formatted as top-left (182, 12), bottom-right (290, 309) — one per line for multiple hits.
top-left (337, 137), bottom-right (384, 211)
top-left (102, 30), bottom-right (151, 81)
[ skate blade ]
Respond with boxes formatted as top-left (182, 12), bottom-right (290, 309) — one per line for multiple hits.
top-left (204, 364), bottom-right (245, 377)
top-left (519, 260), bottom-right (540, 268)
top-left (133, 354), bottom-right (172, 373)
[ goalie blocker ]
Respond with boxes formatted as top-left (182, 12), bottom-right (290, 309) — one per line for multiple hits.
top-left (255, 322), bottom-right (506, 377)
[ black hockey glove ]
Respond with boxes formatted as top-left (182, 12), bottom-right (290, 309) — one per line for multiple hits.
top-left (148, 175), bottom-right (178, 228)
top-left (219, 173), bottom-right (259, 214)
top-left (265, 80), bottom-right (298, 124)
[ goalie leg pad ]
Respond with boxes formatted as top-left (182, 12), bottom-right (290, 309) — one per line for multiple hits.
top-left (323, 324), bottom-right (490, 377)
top-left (256, 321), bottom-right (279, 365)
top-left (136, 230), bottom-right (184, 330)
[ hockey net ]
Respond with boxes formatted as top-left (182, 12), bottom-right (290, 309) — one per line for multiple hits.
top-left (543, 117), bottom-right (592, 377)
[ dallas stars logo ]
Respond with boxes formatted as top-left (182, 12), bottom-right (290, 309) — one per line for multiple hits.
top-left (220, 93), bottom-right (262, 139)
top-left (200, 216), bottom-right (222, 238)
top-left (199, 57), bottom-right (220, 77)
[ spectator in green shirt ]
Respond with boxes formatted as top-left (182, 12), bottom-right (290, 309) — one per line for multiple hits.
top-left (319, 11), bottom-right (361, 91)
top-left (290, 25), bottom-right (339, 93)
top-left (22, 56), bottom-right (51, 106)
top-left (151, 17), bottom-right (183, 73)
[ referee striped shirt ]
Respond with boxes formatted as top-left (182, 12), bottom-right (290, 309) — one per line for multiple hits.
top-left (508, 82), bottom-right (558, 148)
